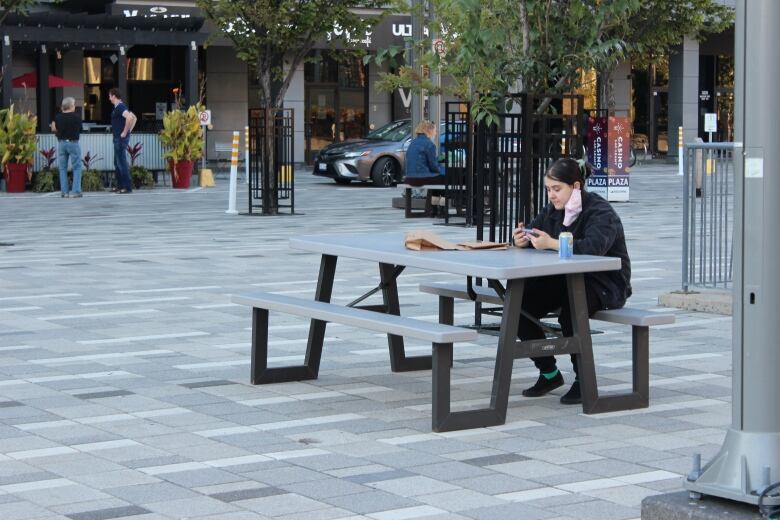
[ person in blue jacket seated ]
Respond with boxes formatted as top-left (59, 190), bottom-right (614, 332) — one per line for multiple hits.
top-left (511, 158), bottom-right (632, 405)
top-left (403, 120), bottom-right (444, 187)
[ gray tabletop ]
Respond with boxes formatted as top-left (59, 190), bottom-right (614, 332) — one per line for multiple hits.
top-left (290, 232), bottom-right (620, 279)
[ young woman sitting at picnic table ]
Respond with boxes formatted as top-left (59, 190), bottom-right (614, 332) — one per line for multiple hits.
top-left (511, 158), bottom-right (632, 405)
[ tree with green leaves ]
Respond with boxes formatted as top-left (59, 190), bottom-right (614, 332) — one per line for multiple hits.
top-left (373, 0), bottom-right (640, 125)
top-left (598, 0), bottom-right (733, 108)
top-left (197, 0), bottom-right (395, 213)
top-left (617, 0), bottom-right (733, 68)
top-left (0, 0), bottom-right (39, 25)
top-left (372, 0), bottom-right (732, 124)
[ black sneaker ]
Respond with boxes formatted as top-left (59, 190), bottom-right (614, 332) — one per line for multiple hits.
top-left (560, 381), bottom-right (581, 405)
top-left (522, 371), bottom-right (564, 397)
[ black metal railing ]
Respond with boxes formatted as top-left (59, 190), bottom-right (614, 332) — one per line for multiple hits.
top-left (248, 108), bottom-right (295, 214)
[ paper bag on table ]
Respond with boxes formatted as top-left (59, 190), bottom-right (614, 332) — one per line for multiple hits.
top-left (456, 240), bottom-right (508, 251)
top-left (405, 231), bottom-right (508, 251)
top-left (404, 230), bottom-right (459, 251)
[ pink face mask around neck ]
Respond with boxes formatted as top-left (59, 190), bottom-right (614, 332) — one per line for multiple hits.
top-left (563, 188), bottom-right (582, 227)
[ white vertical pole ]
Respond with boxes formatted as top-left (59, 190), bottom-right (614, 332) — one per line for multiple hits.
top-left (244, 125), bottom-right (250, 185)
top-left (226, 131), bottom-right (240, 215)
top-left (678, 126), bottom-right (684, 176)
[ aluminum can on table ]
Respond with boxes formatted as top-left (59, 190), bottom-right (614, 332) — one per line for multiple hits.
top-left (559, 232), bottom-right (573, 259)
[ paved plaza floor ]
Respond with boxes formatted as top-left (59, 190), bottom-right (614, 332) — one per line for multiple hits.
top-left (0, 164), bottom-right (732, 520)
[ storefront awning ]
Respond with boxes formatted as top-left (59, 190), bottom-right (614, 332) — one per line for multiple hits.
top-left (12, 72), bottom-right (82, 89)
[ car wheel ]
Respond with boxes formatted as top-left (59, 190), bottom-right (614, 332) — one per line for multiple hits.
top-left (371, 157), bottom-right (397, 187)
top-left (334, 178), bottom-right (352, 185)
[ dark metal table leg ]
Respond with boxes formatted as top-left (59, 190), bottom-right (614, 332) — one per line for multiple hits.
top-left (249, 254), bottom-right (337, 384)
top-left (431, 278), bottom-right (524, 432)
top-left (379, 262), bottom-right (432, 372)
top-left (566, 273), bottom-right (599, 412)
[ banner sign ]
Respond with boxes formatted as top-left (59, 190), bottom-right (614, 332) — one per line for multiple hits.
top-left (586, 116), bottom-right (608, 198)
top-left (606, 116), bottom-right (631, 202)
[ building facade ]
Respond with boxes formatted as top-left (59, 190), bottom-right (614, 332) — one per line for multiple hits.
top-left (1, 1), bottom-right (734, 164)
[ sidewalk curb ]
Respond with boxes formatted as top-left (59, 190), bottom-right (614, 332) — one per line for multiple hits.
top-left (658, 289), bottom-right (732, 316)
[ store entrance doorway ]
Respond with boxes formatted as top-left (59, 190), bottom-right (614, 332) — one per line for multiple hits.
top-left (304, 86), bottom-right (367, 163)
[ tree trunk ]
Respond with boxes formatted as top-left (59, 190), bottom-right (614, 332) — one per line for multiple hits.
top-left (260, 70), bottom-right (278, 215)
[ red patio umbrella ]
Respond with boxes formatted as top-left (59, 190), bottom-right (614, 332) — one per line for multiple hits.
top-left (11, 72), bottom-right (82, 88)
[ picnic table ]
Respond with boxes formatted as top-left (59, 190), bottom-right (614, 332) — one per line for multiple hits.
top-left (234, 232), bottom-right (623, 431)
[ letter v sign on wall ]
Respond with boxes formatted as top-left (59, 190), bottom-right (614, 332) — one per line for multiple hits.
top-left (399, 88), bottom-right (412, 108)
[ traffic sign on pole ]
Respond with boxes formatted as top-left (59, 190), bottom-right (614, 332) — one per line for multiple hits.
top-left (198, 110), bottom-right (212, 126)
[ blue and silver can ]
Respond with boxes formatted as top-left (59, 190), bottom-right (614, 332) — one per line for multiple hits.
top-left (559, 232), bottom-right (573, 259)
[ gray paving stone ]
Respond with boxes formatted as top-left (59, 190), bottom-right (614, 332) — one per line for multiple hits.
top-left (415, 489), bottom-right (508, 511)
top-left (241, 466), bottom-right (329, 486)
top-left (461, 501), bottom-right (555, 520)
top-left (554, 498), bottom-right (640, 520)
top-left (281, 478), bottom-right (369, 499)
top-left (0, 165), bottom-right (736, 519)
top-left (65, 505), bottom-right (151, 520)
top-left (210, 486), bottom-right (286, 502)
top-left (105, 482), bottom-right (200, 503)
top-left (235, 492), bottom-right (328, 516)
top-left (322, 490), bottom-right (420, 514)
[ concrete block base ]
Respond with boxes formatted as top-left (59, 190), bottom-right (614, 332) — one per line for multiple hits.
top-left (658, 289), bottom-right (731, 315)
top-left (642, 491), bottom-right (762, 519)
top-left (391, 196), bottom-right (427, 210)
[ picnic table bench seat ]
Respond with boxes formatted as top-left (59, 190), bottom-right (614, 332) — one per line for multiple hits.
top-left (418, 281), bottom-right (675, 414)
top-left (233, 290), bottom-right (485, 431)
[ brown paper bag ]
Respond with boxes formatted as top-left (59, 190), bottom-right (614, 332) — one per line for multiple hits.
top-left (405, 231), bottom-right (508, 251)
top-left (456, 240), bottom-right (508, 251)
top-left (404, 230), bottom-right (459, 251)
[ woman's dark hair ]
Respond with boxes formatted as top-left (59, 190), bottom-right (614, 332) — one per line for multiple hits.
top-left (545, 158), bottom-right (592, 188)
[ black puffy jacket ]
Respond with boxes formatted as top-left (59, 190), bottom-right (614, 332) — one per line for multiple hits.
top-left (528, 191), bottom-right (632, 309)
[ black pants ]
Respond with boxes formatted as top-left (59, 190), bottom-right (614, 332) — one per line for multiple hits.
top-left (404, 176), bottom-right (443, 187)
top-left (517, 275), bottom-right (602, 377)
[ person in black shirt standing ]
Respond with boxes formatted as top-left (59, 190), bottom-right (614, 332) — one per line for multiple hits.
top-left (50, 97), bottom-right (83, 197)
top-left (108, 88), bottom-right (137, 194)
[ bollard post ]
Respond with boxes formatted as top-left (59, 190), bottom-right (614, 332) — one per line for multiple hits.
top-left (244, 125), bottom-right (250, 185)
top-left (677, 126), bottom-right (684, 176)
top-left (225, 130), bottom-right (239, 215)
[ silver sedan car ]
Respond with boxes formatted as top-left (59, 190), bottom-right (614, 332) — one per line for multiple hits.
top-left (312, 120), bottom-right (412, 187)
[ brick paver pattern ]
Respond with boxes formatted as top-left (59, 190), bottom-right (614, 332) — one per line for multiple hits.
top-left (0, 164), bottom-right (731, 519)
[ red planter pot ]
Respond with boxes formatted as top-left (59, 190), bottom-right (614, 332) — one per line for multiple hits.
top-left (4, 163), bottom-right (28, 193)
top-left (171, 160), bottom-right (194, 189)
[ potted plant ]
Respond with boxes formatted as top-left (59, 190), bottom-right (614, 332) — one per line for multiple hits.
top-left (80, 151), bottom-right (104, 192)
top-left (31, 146), bottom-right (57, 192)
top-left (159, 103), bottom-right (204, 189)
top-left (0, 105), bottom-right (37, 193)
top-left (127, 141), bottom-right (154, 189)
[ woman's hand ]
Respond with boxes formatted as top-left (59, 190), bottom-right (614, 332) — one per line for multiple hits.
top-left (512, 223), bottom-right (530, 248)
top-left (528, 229), bottom-right (558, 251)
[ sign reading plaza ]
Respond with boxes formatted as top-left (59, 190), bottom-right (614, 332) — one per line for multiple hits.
top-left (586, 116), bottom-right (608, 199)
top-left (606, 116), bottom-right (631, 202)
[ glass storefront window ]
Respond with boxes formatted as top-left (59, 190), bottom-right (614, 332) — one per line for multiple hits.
top-left (305, 51), bottom-right (338, 83)
top-left (128, 58), bottom-right (153, 81)
top-left (83, 57), bottom-right (101, 84)
top-left (339, 58), bottom-right (366, 88)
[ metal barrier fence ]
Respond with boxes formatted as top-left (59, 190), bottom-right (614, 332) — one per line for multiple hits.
top-left (476, 93), bottom-right (585, 243)
top-left (682, 142), bottom-right (736, 291)
top-left (248, 108), bottom-right (295, 214)
top-left (34, 133), bottom-right (167, 172)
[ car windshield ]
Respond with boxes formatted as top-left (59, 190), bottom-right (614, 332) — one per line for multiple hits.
top-left (366, 120), bottom-right (411, 142)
